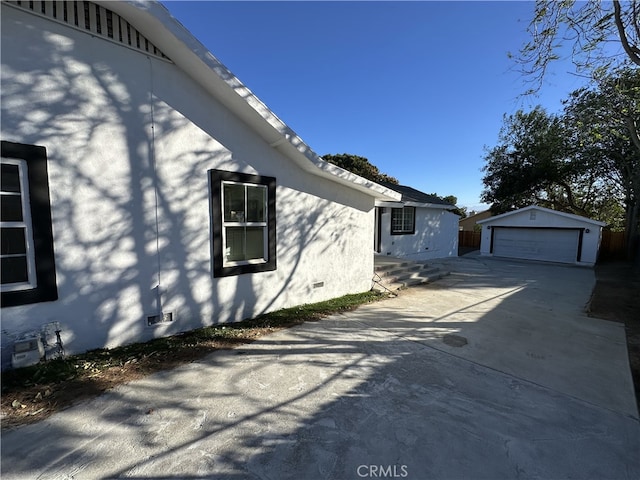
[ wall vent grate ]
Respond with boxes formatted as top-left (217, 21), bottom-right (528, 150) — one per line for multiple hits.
top-left (147, 312), bottom-right (173, 326)
top-left (6, 1), bottom-right (172, 61)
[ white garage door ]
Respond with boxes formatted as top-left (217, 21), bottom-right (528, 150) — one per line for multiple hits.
top-left (493, 228), bottom-right (580, 264)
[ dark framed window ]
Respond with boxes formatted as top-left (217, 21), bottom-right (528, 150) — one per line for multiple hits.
top-left (391, 207), bottom-right (415, 235)
top-left (209, 169), bottom-right (276, 277)
top-left (1, 141), bottom-right (58, 307)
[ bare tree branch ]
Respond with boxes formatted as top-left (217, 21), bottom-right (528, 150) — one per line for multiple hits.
top-left (613, 0), bottom-right (640, 66)
top-left (519, 1), bottom-right (640, 94)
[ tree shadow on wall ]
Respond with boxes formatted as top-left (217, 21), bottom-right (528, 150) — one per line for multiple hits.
top-left (1, 14), bottom-right (369, 373)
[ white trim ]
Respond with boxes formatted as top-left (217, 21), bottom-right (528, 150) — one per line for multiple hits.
top-left (403, 201), bottom-right (457, 210)
top-left (375, 200), bottom-right (405, 208)
top-left (477, 205), bottom-right (607, 226)
top-left (221, 181), bottom-right (268, 267)
top-left (95, 1), bottom-right (400, 202)
top-left (0, 158), bottom-right (37, 292)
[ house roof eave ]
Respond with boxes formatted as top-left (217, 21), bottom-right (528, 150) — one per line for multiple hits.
top-left (375, 200), bottom-right (405, 208)
top-left (403, 201), bottom-right (458, 210)
top-left (101, 1), bottom-right (400, 202)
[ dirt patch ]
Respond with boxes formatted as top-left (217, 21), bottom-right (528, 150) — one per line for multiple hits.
top-left (588, 260), bottom-right (640, 414)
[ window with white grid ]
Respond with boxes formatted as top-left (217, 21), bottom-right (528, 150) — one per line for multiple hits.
top-left (391, 207), bottom-right (415, 235)
top-left (1, 159), bottom-right (37, 290)
top-left (1, 141), bottom-right (58, 307)
top-left (209, 169), bottom-right (276, 277)
top-left (222, 182), bottom-right (268, 265)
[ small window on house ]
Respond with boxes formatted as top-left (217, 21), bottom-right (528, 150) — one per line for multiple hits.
top-left (1, 141), bottom-right (58, 307)
top-left (391, 207), bottom-right (415, 235)
top-left (210, 170), bottom-right (276, 277)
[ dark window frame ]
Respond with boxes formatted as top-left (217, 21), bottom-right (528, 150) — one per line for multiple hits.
top-left (209, 169), bottom-right (276, 277)
top-left (1, 141), bottom-right (58, 307)
top-left (390, 206), bottom-right (416, 235)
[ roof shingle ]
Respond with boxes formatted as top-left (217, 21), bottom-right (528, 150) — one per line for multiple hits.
top-left (379, 182), bottom-right (455, 206)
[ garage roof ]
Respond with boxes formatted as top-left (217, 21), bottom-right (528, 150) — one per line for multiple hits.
top-left (477, 205), bottom-right (606, 227)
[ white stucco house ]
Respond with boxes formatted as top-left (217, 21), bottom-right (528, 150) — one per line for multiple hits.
top-left (477, 205), bottom-right (606, 266)
top-left (374, 183), bottom-right (460, 261)
top-left (0, 0), bottom-right (402, 367)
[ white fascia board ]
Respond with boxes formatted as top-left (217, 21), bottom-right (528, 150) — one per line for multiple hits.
top-left (404, 202), bottom-right (456, 210)
top-left (102, 1), bottom-right (400, 202)
top-left (477, 205), bottom-right (607, 226)
top-left (311, 158), bottom-right (402, 201)
top-left (375, 200), bottom-right (405, 208)
top-left (374, 200), bottom-right (457, 210)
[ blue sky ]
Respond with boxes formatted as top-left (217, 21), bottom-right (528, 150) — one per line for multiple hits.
top-left (162, 1), bottom-right (588, 211)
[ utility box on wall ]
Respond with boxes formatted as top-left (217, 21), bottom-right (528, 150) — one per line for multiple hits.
top-left (11, 336), bottom-right (45, 368)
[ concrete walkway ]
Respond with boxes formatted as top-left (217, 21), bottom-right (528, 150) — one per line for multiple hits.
top-left (2, 256), bottom-right (639, 479)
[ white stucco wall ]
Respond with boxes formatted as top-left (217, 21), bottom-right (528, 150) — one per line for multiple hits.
top-left (478, 208), bottom-right (603, 266)
top-left (1, 6), bottom-right (376, 365)
top-left (378, 208), bottom-right (459, 261)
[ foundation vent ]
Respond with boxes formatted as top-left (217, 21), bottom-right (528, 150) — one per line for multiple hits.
top-left (147, 312), bottom-right (173, 326)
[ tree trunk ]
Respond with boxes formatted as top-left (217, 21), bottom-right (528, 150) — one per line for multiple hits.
top-left (626, 195), bottom-right (640, 263)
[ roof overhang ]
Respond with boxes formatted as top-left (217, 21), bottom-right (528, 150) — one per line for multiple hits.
top-left (477, 205), bottom-right (607, 226)
top-left (99, 1), bottom-right (401, 203)
top-left (374, 200), bottom-right (459, 212)
top-left (375, 200), bottom-right (405, 208)
top-left (403, 201), bottom-right (458, 210)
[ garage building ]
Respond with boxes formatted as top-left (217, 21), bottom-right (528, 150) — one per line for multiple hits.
top-left (477, 206), bottom-right (606, 267)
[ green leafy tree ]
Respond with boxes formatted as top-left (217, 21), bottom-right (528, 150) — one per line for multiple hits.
top-left (514, 2), bottom-right (640, 257)
top-left (481, 107), bottom-right (582, 213)
top-left (322, 153), bottom-right (399, 184)
top-left (324, 153), bottom-right (466, 216)
top-left (481, 105), bottom-right (626, 226)
top-left (432, 194), bottom-right (467, 217)
top-left (483, 68), bottom-right (640, 256)
top-left (563, 66), bottom-right (640, 254)
top-left (441, 195), bottom-right (458, 206)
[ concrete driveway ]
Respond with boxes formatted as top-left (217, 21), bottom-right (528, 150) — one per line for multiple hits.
top-left (2, 256), bottom-right (639, 479)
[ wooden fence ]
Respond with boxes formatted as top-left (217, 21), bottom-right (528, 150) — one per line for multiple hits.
top-left (458, 230), bottom-right (481, 249)
top-left (599, 230), bottom-right (627, 260)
